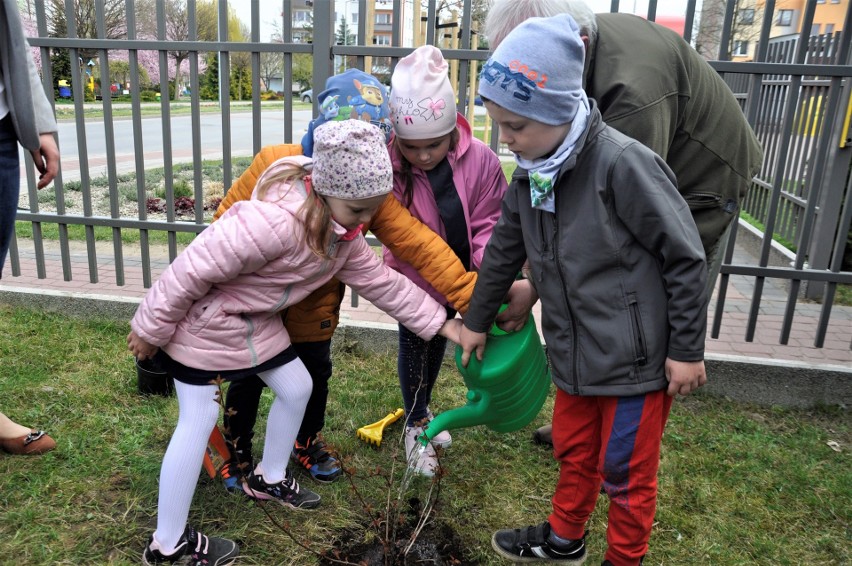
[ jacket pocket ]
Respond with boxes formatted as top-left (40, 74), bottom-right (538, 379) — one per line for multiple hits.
top-left (683, 192), bottom-right (722, 211)
top-left (187, 295), bottom-right (227, 334)
top-left (627, 293), bottom-right (648, 367)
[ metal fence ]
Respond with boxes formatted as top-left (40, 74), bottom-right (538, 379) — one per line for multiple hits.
top-left (10, 0), bottom-right (852, 350)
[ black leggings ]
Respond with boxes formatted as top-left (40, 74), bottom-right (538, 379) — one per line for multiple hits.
top-left (223, 340), bottom-right (332, 463)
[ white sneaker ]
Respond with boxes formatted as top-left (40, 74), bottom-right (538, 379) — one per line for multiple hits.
top-left (426, 408), bottom-right (452, 449)
top-left (404, 424), bottom-right (439, 477)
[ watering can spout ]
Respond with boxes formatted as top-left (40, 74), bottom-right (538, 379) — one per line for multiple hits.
top-left (418, 391), bottom-right (489, 447)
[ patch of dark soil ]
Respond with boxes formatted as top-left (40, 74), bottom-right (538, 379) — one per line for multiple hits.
top-left (318, 499), bottom-right (469, 565)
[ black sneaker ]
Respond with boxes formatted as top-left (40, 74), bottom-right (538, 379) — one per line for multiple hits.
top-left (491, 522), bottom-right (586, 563)
top-left (291, 434), bottom-right (342, 483)
top-left (142, 525), bottom-right (239, 565)
top-left (242, 468), bottom-right (321, 510)
top-left (533, 424), bottom-right (554, 446)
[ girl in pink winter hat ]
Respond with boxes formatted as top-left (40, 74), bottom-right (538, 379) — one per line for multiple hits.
top-left (127, 120), bottom-right (463, 566)
top-left (387, 45), bottom-right (509, 477)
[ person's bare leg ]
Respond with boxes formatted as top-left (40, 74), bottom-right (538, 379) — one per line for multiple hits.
top-left (0, 411), bottom-right (34, 439)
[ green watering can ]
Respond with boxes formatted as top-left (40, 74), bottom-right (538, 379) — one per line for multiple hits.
top-left (419, 310), bottom-right (551, 446)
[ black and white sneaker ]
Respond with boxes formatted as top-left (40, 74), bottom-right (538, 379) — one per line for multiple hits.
top-left (142, 525), bottom-right (239, 565)
top-left (491, 521), bottom-right (586, 563)
top-left (242, 468), bottom-right (321, 510)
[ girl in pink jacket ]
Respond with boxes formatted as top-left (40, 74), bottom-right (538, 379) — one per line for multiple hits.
top-left (127, 120), bottom-right (461, 566)
top-left (386, 45), bottom-right (508, 477)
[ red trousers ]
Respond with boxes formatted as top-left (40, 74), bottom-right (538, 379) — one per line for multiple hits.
top-left (548, 388), bottom-right (673, 566)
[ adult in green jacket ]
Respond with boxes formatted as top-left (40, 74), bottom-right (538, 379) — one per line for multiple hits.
top-left (485, 0), bottom-right (763, 445)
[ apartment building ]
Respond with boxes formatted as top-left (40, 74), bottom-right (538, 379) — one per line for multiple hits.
top-left (729, 0), bottom-right (847, 61)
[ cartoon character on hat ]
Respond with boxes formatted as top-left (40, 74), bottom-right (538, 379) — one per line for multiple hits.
top-left (302, 69), bottom-right (393, 156)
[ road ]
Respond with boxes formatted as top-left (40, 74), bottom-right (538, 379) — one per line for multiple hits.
top-left (20, 108), bottom-right (314, 182)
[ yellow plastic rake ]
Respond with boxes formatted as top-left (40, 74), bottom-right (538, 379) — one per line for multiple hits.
top-left (356, 408), bottom-right (405, 447)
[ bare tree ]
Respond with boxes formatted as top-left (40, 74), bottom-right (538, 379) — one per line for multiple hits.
top-left (258, 51), bottom-right (284, 93)
top-left (46, 0), bottom-right (128, 62)
top-left (425, 0), bottom-right (489, 48)
top-left (695, 0), bottom-right (763, 60)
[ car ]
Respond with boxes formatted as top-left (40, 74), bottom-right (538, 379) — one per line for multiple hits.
top-left (300, 89), bottom-right (313, 103)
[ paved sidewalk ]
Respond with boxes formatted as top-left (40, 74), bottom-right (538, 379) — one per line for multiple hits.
top-left (1, 235), bottom-right (850, 368)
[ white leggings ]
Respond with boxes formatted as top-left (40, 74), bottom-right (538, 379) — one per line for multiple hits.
top-left (151, 358), bottom-right (312, 554)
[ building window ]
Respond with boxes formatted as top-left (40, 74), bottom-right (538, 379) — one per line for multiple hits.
top-left (777, 10), bottom-right (793, 26)
top-left (811, 24), bottom-right (821, 36)
top-left (738, 8), bottom-right (755, 25)
top-left (825, 24), bottom-right (835, 35)
top-left (372, 35), bottom-right (391, 45)
top-left (733, 40), bottom-right (749, 56)
top-left (375, 13), bottom-right (391, 25)
top-left (293, 10), bottom-right (311, 24)
top-left (351, 12), bottom-right (359, 24)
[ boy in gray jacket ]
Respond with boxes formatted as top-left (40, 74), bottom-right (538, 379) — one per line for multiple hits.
top-left (459, 14), bottom-right (708, 566)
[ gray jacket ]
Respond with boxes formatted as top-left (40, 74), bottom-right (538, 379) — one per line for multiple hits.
top-left (0, 0), bottom-right (57, 150)
top-left (465, 103), bottom-right (707, 397)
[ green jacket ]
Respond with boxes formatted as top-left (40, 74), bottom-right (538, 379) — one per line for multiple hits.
top-left (585, 13), bottom-right (763, 254)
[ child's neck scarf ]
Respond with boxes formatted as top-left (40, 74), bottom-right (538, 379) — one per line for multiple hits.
top-left (305, 174), bottom-right (364, 241)
top-left (515, 92), bottom-right (590, 212)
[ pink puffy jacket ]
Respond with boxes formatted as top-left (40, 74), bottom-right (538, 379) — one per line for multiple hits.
top-left (131, 156), bottom-right (447, 371)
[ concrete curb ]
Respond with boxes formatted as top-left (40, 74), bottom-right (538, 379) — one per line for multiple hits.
top-left (1, 285), bottom-right (848, 410)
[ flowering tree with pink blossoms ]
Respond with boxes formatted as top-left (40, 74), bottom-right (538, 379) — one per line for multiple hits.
top-left (23, 0), bottom-right (219, 98)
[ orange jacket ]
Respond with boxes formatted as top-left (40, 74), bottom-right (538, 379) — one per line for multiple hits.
top-left (214, 144), bottom-right (477, 342)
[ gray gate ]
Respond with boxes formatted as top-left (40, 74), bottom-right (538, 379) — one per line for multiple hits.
top-left (8, 0), bottom-right (852, 351)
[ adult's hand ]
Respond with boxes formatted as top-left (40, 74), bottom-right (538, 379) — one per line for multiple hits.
top-left (495, 279), bottom-right (539, 332)
top-left (30, 133), bottom-right (60, 189)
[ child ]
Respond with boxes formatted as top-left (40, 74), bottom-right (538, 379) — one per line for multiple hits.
top-left (128, 120), bottom-right (461, 566)
top-left (219, 69), bottom-right (393, 487)
top-left (217, 64), bottom-right (507, 489)
top-left (386, 45), bottom-right (508, 476)
top-left (458, 15), bottom-right (708, 566)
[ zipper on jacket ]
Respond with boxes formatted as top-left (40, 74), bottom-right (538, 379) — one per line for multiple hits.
top-left (627, 293), bottom-right (648, 366)
top-left (683, 192), bottom-right (722, 211)
top-left (537, 209), bottom-right (552, 283)
top-left (243, 315), bottom-right (259, 367)
top-left (549, 209), bottom-right (581, 394)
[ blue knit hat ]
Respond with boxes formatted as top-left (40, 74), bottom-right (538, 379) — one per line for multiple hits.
top-left (478, 14), bottom-right (585, 126)
top-left (302, 69), bottom-right (393, 156)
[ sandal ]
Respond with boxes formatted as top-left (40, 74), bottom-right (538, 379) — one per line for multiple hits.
top-left (0, 430), bottom-right (56, 455)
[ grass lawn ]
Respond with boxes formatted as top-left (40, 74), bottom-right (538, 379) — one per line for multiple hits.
top-left (0, 305), bottom-right (849, 565)
top-left (53, 100), bottom-right (313, 121)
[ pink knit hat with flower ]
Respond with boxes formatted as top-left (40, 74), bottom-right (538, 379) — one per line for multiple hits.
top-left (311, 120), bottom-right (393, 200)
top-left (389, 45), bottom-right (457, 139)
